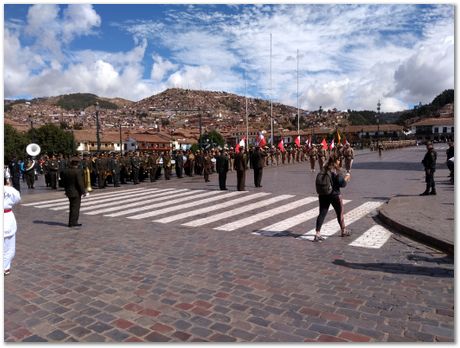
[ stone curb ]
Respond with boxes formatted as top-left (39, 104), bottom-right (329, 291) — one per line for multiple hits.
top-left (378, 204), bottom-right (454, 256)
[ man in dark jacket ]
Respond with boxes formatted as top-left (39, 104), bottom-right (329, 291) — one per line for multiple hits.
top-left (251, 146), bottom-right (267, 188)
top-left (420, 141), bottom-right (437, 195)
top-left (234, 147), bottom-right (248, 191)
top-left (215, 149), bottom-right (229, 190)
top-left (62, 157), bottom-right (87, 227)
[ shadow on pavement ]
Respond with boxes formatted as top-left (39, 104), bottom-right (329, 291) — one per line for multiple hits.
top-left (332, 259), bottom-right (453, 278)
top-left (352, 162), bottom-right (421, 171)
top-left (407, 254), bottom-right (453, 264)
top-left (33, 220), bottom-right (68, 227)
top-left (252, 230), bottom-right (300, 238)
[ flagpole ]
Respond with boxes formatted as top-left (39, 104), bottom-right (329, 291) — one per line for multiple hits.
top-left (270, 33), bottom-right (273, 146)
top-left (245, 66), bottom-right (249, 149)
top-left (297, 49), bottom-right (299, 135)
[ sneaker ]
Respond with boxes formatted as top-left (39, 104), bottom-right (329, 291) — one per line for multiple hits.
top-left (313, 235), bottom-right (324, 242)
top-left (4, 269), bottom-right (10, 276)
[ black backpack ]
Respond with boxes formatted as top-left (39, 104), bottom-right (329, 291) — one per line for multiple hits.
top-left (315, 169), bottom-right (333, 195)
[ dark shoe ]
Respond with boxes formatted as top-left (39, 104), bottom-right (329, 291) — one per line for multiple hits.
top-left (4, 269), bottom-right (10, 276)
top-left (429, 191), bottom-right (437, 195)
top-left (68, 223), bottom-right (82, 227)
top-left (419, 191), bottom-right (430, 196)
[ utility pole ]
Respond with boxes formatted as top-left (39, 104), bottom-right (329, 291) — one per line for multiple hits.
top-left (270, 33), bottom-right (273, 146)
top-left (95, 102), bottom-right (101, 153)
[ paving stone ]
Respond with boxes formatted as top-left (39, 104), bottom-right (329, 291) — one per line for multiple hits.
top-left (190, 316), bottom-right (212, 327)
top-left (209, 333), bottom-right (237, 342)
top-left (22, 335), bottom-right (48, 342)
top-left (190, 326), bottom-right (213, 338)
top-left (229, 328), bottom-right (257, 341)
top-left (171, 331), bottom-right (192, 341)
top-left (150, 323), bottom-right (174, 333)
top-left (145, 332), bottom-right (171, 342)
top-left (68, 326), bottom-right (92, 338)
top-left (308, 323), bottom-right (340, 336)
top-left (87, 321), bottom-right (113, 333)
top-left (127, 325), bottom-right (150, 337)
top-left (210, 322), bottom-right (232, 333)
top-left (248, 316), bottom-right (270, 327)
top-left (173, 319), bottom-right (192, 331)
top-left (421, 324), bottom-right (454, 338)
top-left (105, 329), bottom-right (131, 341)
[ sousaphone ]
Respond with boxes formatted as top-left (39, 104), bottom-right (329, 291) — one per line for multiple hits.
top-left (26, 143), bottom-right (41, 157)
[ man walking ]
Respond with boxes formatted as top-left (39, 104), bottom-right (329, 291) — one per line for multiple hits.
top-left (420, 141), bottom-right (437, 196)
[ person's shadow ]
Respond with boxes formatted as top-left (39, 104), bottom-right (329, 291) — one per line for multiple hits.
top-left (33, 220), bottom-right (68, 227)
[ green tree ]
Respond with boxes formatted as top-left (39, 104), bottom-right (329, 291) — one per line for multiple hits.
top-left (29, 123), bottom-right (76, 156)
top-left (199, 130), bottom-right (225, 149)
top-left (4, 124), bottom-right (30, 162)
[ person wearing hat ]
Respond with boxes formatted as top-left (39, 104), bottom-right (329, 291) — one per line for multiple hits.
top-left (251, 146), bottom-right (267, 188)
top-left (420, 141), bottom-right (437, 195)
top-left (215, 149), bottom-right (229, 190)
top-left (61, 157), bottom-right (87, 227)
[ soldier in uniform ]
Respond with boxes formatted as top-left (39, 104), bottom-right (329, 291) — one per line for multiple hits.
top-left (317, 144), bottom-right (327, 169)
top-left (148, 152), bottom-right (159, 182)
top-left (110, 153), bottom-right (121, 187)
top-left (420, 141), bottom-right (437, 196)
top-left (61, 157), bottom-right (87, 227)
top-left (187, 150), bottom-right (195, 176)
top-left (309, 145), bottom-right (318, 172)
top-left (42, 155), bottom-right (50, 187)
top-left (343, 143), bottom-right (354, 173)
top-left (8, 156), bottom-right (21, 192)
top-left (81, 153), bottom-right (92, 190)
top-left (58, 154), bottom-right (68, 188)
top-left (215, 149), bottom-right (229, 190)
top-left (131, 151), bottom-right (141, 184)
top-left (46, 154), bottom-right (59, 189)
top-left (195, 150), bottom-right (204, 176)
top-left (175, 150), bottom-right (184, 178)
top-left (251, 146), bottom-right (267, 188)
top-left (163, 151), bottom-right (172, 180)
top-left (96, 153), bottom-right (108, 188)
top-left (228, 147), bottom-right (235, 171)
top-left (203, 150), bottom-right (213, 183)
top-left (120, 153), bottom-right (130, 184)
top-left (24, 157), bottom-right (36, 189)
top-left (234, 146), bottom-right (248, 191)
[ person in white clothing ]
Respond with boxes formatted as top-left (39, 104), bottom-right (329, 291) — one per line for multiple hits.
top-left (4, 176), bottom-right (21, 275)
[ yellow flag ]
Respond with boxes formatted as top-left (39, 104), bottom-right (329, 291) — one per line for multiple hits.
top-left (337, 130), bottom-right (341, 144)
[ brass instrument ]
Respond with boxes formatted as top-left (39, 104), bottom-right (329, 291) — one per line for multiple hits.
top-left (83, 167), bottom-right (92, 192)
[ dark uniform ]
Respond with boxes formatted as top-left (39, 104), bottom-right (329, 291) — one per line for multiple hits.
top-left (24, 158), bottom-right (36, 189)
top-left (215, 150), bottom-right (229, 190)
top-left (47, 155), bottom-right (60, 189)
top-left (203, 151), bottom-right (213, 182)
top-left (251, 147), bottom-right (266, 188)
top-left (62, 158), bottom-right (86, 227)
top-left (110, 154), bottom-right (121, 187)
top-left (175, 151), bottom-right (184, 178)
top-left (420, 142), bottom-right (437, 195)
top-left (163, 152), bottom-right (172, 180)
top-left (131, 152), bottom-right (141, 184)
top-left (8, 157), bottom-right (21, 192)
top-left (234, 147), bottom-right (248, 191)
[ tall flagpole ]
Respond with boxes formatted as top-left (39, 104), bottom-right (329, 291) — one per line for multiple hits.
top-left (297, 49), bottom-right (300, 135)
top-left (245, 66), bottom-right (249, 149)
top-left (270, 33), bottom-right (273, 146)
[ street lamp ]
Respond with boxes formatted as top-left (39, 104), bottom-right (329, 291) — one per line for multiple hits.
top-left (119, 119), bottom-right (123, 156)
top-left (95, 102), bottom-right (101, 152)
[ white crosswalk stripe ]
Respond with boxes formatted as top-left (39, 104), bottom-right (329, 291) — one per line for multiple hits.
top-left (126, 191), bottom-right (244, 220)
top-left (154, 192), bottom-right (271, 224)
top-left (215, 197), bottom-right (317, 231)
top-left (85, 189), bottom-right (191, 215)
top-left (49, 188), bottom-right (164, 211)
top-left (182, 194), bottom-right (294, 227)
top-left (21, 187), bottom-right (147, 206)
top-left (348, 225), bottom-right (392, 248)
top-left (255, 200), bottom-right (351, 234)
top-left (298, 201), bottom-right (383, 241)
top-left (106, 190), bottom-right (221, 217)
top-left (24, 187), bottom-right (393, 249)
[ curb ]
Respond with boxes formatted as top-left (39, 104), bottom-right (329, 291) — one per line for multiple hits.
top-left (378, 207), bottom-right (454, 256)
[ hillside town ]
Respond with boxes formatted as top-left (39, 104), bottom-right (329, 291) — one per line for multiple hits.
top-left (4, 88), bottom-right (455, 155)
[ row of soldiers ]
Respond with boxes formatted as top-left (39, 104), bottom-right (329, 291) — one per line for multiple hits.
top-left (27, 143), bottom-right (355, 191)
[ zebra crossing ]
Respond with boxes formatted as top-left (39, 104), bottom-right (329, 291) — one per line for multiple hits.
top-left (24, 187), bottom-right (393, 249)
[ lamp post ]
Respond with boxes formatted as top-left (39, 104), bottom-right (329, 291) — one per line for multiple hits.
top-left (29, 114), bottom-right (35, 143)
top-left (95, 102), bottom-right (101, 152)
top-left (119, 120), bottom-right (123, 156)
top-left (376, 100), bottom-right (381, 156)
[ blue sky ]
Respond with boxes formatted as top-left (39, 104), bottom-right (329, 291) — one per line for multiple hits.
top-left (3, 3), bottom-right (454, 112)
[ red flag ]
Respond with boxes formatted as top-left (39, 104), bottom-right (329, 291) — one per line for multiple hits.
top-left (321, 138), bottom-right (328, 150)
top-left (294, 135), bottom-right (301, 148)
top-left (235, 137), bottom-right (246, 153)
top-left (256, 132), bottom-right (266, 147)
top-left (278, 139), bottom-right (285, 152)
top-left (343, 137), bottom-right (349, 145)
top-left (329, 139), bottom-right (335, 150)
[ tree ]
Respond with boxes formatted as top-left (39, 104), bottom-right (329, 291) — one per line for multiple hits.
top-left (29, 124), bottom-right (76, 156)
top-left (4, 124), bottom-right (30, 162)
top-left (199, 130), bottom-right (225, 149)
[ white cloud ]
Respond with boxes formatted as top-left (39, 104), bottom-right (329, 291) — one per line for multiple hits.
top-left (4, 4), bottom-right (454, 113)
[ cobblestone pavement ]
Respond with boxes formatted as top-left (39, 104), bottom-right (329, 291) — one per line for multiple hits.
top-left (3, 146), bottom-right (454, 342)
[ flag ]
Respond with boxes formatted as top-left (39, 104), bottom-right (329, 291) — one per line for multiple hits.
top-left (330, 139), bottom-right (335, 150)
top-left (337, 130), bottom-right (341, 144)
top-left (343, 137), bottom-right (349, 145)
top-left (294, 135), bottom-right (301, 148)
top-left (256, 132), bottom-right (266, 147)
top-left (278, 139), bottom-right (285, 152)
top-left (321, 138), bottom-right (328, 150)
top-left (235, 137), bottom-right (246, 153)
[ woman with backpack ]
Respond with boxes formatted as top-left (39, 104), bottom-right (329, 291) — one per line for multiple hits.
top-left (313, 155), bottom-right (351, 242)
